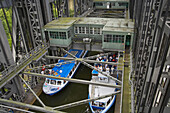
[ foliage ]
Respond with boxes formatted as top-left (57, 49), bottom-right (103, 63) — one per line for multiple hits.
top-left (0, 7), bottom-right (12, 49)
top-left (70, 10), bottom-right (74, 17)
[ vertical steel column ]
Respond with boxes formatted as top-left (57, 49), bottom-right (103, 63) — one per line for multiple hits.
top-left (73, 0), bottom-right (77, 17)
top-left (139, 0), bottom-right (165, 112)
top-left (13, 0), bottom-right (28, 53)
top-left (25, 0), bottom-right (44, 47)
top-left (0, 1), bottom-right (15, 51)
top-left (0, 19), bottom-right (14, 67)
top-left (134, 0), bottom-right (156, 112)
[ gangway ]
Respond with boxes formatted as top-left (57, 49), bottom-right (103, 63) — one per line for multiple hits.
top-left (0, 44), bottom-right (49, 88)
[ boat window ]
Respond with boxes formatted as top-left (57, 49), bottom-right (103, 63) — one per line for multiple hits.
top-left (51, 80), bottom-right (56, 85)
top-left (46, 79), bottom-right (50, 83)
top-left (93, 101), bottom-right (98, 106)
top-left (57, 81), bottom-right (62, 85)
top-left (99, 102), bottom-right (105, 107)
top-left (107, 99), bottom-right (111, 106)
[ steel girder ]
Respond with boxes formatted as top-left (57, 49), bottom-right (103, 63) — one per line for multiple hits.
top-left (74, 0), bottom-right (92, 17)
top-left (0, 0), bottom-right (12, 8)
top-left (0, 19), bottom-right (14, 68)
top-left (133, 0), bottom-right (170, 112)
top-left (50, 0), bottom-right (69, 19)
top-left (134, 0), bottom-right (157, 111)
top-left (24, 0), bottom-right (44, 47)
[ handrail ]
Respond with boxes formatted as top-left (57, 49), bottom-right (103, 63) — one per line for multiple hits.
top-left (129, 51), bottom-right (135, 113)
top-left (120, 51), bottom-right (124, 113)
top-left (0, 43), bottom-right (49, 81)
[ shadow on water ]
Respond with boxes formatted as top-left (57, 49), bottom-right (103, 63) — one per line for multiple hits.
top-left (33, 51), bottom-right (115, 113)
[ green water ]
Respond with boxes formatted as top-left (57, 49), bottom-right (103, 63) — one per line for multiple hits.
top-left (33, 52), bottom-right (115, 113)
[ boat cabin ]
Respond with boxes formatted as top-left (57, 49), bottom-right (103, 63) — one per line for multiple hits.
top-left (92, 96), bottom-right (112, 108)
top-left (98, 73), bottom-right (108, 82)
top-left (45, 78), bottom-right (66, 86)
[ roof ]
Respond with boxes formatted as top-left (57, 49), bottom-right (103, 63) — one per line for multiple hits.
top-left (93, 0), bottom-right (129, 2)
top-left (43, 17), bottom-right (79, 30)
top-left (74, 17), bottom-right (109, 25)
top-left (103, 19), bottom-right (134, 32)
top-left (43, 17), bottom-right (134, 33)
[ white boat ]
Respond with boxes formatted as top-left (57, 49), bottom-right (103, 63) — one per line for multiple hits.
top-left (89, 54), bottom-right (118, 113)
top-left (43, 49), bottom-right (87, 95)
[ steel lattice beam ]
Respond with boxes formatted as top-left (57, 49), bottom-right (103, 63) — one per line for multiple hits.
top-left (23, 72), bottom-right (121, 88)
top-left (53, 91), bottom-right (121, 110)
top-left (60, 48), bottom-right (122, 84)
top-left (0, 98), bottom-right (63, 113)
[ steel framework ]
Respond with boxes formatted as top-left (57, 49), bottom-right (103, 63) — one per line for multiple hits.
top-left (0, 0), bottom-right (121, 112)
top-left (132, 0), bottom-right (170, 113)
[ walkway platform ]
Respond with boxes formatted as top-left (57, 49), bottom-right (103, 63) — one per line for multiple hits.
top-left (0, 45), bottom-right (48, 88)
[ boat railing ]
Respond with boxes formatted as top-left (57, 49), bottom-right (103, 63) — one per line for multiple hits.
top-left (66, 61), bottom-right (78, 78)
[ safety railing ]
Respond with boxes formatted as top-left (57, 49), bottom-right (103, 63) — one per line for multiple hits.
top-left (129, 51), bottom-right (135, 113)
top-left (0, 43), bottom-right (49, 81)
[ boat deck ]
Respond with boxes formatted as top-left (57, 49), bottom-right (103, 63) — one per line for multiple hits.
top-left (52, 49), bottom-right (83, 78)
top-left (89, 75), bottom-right (116, 102)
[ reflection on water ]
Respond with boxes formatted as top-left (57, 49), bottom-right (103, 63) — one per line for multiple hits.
top-left (33, 52), bottom-right (115, 113)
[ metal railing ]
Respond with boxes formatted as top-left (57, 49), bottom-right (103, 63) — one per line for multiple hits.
top-left (129, 51), bottom-right (135, 113)
top-left (0, 43), bottom-right (49, 81)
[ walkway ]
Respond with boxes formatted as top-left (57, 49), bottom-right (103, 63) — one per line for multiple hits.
top-left (0, 44), bottom-right (48, 88)
top-left (122, 52), bottom-right (131, 113)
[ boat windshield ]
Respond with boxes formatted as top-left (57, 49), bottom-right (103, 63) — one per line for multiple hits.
top-left (99, 102), bottom-right (105, 107)
top-left (57, 81), bottom-right (62, 85)
top-left (92, 101), bottom-right (105, 107)
top-left (50, 80), bottom-right (56, 85)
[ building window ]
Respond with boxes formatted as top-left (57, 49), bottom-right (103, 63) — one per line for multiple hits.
top-left (59, 32), bottom-right (66, 39)
top-left (104, 34), bottom-right (112, 42)
top-left (90, 27), bottom-right (93, 34)
top-left (79, 27), bottom-right (82, 33)
top-left (82, 27), bottom-right (85, 34)
top-left (119, 35), bottom-right (124, 43)
top-left (68, 30), bottom-right (71, 38)
top-left (115, 35), bottom-right (119, 43)
top-left (104, 34), bottom-right (124, 43)
top-left (121, 37), bottom-right (124, 43)
top-left (95, 2), bottom-right (103, 6)
top-left (94, 27), bottom-right (97, 34)
top-left (50, 31), bottom-right (58, 39)
top-left (104, 35), bottom-right (107, 42)
top-left (97, 28), bottom-right (100, 34)
top-left (75, 27), bottom-right (78, 34)
top-left (100, 28), bottom-right (102, 35)
top-left (113, 35), bottom-right (116, 43)
top-left (93, 27), bottom-right (101, 35)
top-left (50, 31), bottom-right (66, 39)
top-left (107, 35), bottom-right (112, 42)
top-left (86, 27), bottom-right (89, 34)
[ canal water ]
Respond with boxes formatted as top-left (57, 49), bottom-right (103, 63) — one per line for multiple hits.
top-left (33, 52), bottom-right (115, 113)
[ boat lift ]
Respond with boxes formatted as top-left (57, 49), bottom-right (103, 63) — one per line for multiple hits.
top-left (0, 48), bottom-right (122, 113)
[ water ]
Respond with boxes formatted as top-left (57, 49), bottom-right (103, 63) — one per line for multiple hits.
top-left (33, 52), bottom-right (115, 113)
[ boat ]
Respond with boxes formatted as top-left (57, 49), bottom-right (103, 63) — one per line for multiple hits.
top-left (43, 49), bottom-right (87, 95)
top-left (89, 53), bottom-right (118, 113)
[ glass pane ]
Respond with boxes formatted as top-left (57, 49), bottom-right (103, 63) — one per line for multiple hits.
top-left (86, 27), bottom-right (89, 34)
top-left (79, 27), bottom-right (82, 33)
top-left (90, 27), bottom-right (93, 34)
